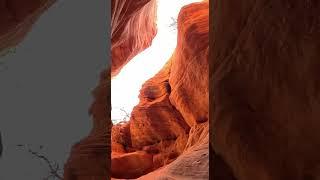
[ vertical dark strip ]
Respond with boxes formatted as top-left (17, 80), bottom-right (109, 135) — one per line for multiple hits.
top-left (209, 0), bottom-right (214, 179)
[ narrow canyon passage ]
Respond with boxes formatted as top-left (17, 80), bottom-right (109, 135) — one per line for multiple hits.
top-left (111, 0), bottom-right (209, 179)
top-left (111, 0), bottom-right (201, 124)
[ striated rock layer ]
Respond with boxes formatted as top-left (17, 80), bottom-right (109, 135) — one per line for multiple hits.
top-left (0, 0), bottom-right (56, 52)
top-left (111, 0), bottom-right (157, 77)
top-left (0, 0), bottom-right (210, 179)
top-left (111, 1), bottom-right (209, 179)
top-left (211, 0), bottom-right (320, 180)
top-left (169, 1), bottom-right (209, 127)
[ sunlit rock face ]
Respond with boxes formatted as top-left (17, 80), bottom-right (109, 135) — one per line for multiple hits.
top-left (0, 0), bottom-right (55, 51)
top-left (211, 0), bottom-right (320, 180)
top-left (138, 2), bottom-right (209, 179)
top-left (111, 0), bottom-right (157, 77)
top-left (130, 61), bottom-right (190, 150)
top-left (111, 0), bottom-right (187, 124)
top-left (111, 0), bottom-right (203, 125)
top-left (169, 1), bottom-right (209, 127)
top-left (111, 0), bottom-right (209, 179)
top-left (112, 151), bottom-right (153, 179)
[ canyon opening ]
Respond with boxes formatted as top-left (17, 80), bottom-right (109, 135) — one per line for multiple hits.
top-left (111, 0), bottom-right (209, 179)
top-left (111, 0), bottom-right (202, 125)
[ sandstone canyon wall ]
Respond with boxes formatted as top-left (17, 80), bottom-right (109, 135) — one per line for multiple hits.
top-left (0, 0), bottom-right (55, 52)
top-left (111, 0), bottom-right (157, 77)
top-left (211, 0), bottom-right (320, 180)
top-left (1, 0), bottom-right (210, 179)
top-left (111, 0), bottom-right (209, 179)
top-left (3, 0), bottom-right (320, 179)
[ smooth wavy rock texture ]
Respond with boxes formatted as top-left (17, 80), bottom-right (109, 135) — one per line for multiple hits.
top-left (111, 1), bottom-right (209, 179)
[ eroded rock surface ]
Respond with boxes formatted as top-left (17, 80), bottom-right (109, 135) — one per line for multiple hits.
top-left (0, 0), bottom-right (210, 179)
top-left (111, 1), bottom-right (209, 179)
top-left (169, 1), bottom-right (209, 127)
top-left (112, 151), bottom-right (153, 179)
top-left (211, 0), bottom-right (320, 180)
top-left (139, 133), bottom-right (209, 180)
top-left (111, 0), bottom-right (157, 77)
top-left (0, 0), bottom-right (55, 51)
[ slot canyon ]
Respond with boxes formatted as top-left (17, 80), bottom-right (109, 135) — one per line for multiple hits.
top-left (0, 0), bottom-right (210, 179)
top-left (2, 0), bottom-right (320, 180)
top-left (110, 0), bottom-right (209, 179)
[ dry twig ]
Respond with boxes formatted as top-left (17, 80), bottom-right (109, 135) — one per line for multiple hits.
top-left (16, 144), bottom-right (63, 180)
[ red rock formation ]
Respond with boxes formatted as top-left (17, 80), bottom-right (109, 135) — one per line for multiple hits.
top-left (110, 1), bottom-right (209, 179)
top-left (129, 61), bottom-right (190, 150)
top-left (169, 1), bottom-right (209, 127)
top-left (211, 0), bottom-right (320, 180)
top-left (138, 2), bottom-right (209, 179)
top-left (111, 0), bottom-right (157, 76)
top-left (65, 0), bottom-right (160, 179)
top-left (0, 0), bottom-right (55, 51)
top-left (139, 123), bottom-right (209, 180)
top-left (111, 121), bottom-right (131, 153)
top-left (112, 151), bottom-right (153, 179)
top-left (0, 0), bottom-right (209, 179)
top-left (110, 61), bottom-right (191, 178)
top-left (0, 0), bottom-right (210, 179)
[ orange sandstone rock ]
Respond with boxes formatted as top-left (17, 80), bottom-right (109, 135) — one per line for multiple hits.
top-left (110, 1), bottom-right (210, 179)
top-left (138, 130), bottom-right (209, 180)
top-left (169, 2), bottom-right (209, 127)
top-left (211, 0), bottom-right (320, 179)
top-left (111, 151), bottom-right (153, 179)
top-left (111, 121), bottom-right (131, 152)
top-left (111, 0), bottom-right (157, 76)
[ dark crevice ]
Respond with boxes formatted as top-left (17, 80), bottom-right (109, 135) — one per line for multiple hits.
top-left (4, 0), bottom-right (18, 22)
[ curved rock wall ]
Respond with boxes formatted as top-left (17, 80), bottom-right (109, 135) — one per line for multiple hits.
top-left (0, 0), bottom-right (55, 51)
top-left (169, 1), bottom-right (209, 127)
top-left (0, 0), bottom-right (210, 179)
top-left (111, 0), bottom-right (157, 76)
top-left (141, 2), bottom-right (209, 179)
top-left (211, 0), bottom-right (320, 180)
top-left (111, 1), bottom-right (209, 179)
